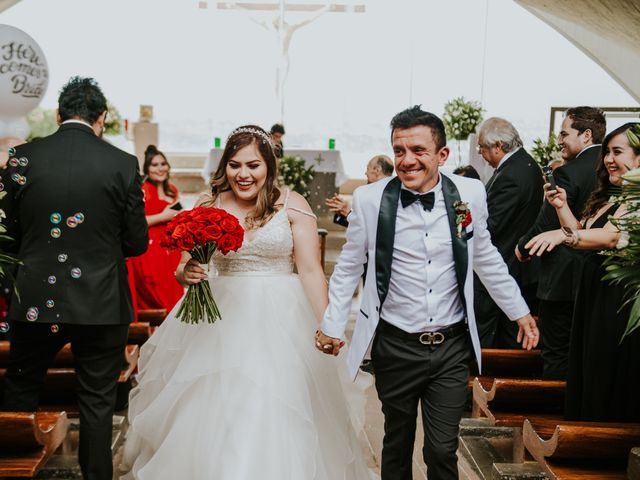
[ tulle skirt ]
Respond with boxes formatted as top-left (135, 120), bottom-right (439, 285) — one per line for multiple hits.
top-left (121, 272), bottom-right (374, 479)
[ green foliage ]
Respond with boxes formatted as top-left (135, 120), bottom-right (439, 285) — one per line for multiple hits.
top-left (602, 124), bottom-right (640, 340)
top-left (530, 133), bottom-right (562, 167)
top-left (442, 97), bottom-right (484, 141)
top-left (277, 155), bottom-right (315, 199)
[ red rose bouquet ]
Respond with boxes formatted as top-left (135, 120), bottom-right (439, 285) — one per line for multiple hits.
top-left (161, 206), bottom-right (244, 324)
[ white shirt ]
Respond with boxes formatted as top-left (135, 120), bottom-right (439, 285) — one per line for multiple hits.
top-left (380, 175), bottom-right (465, 333)
top-left (61, 119), bottom-right (93, 129)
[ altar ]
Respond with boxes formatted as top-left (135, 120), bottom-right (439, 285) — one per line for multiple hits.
top-left (202, 148), bottom-right (348, 217)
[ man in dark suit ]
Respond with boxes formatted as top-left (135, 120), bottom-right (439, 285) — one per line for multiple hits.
top-left (474, 117), bottom-right (544, 347)
top-left (516, 106), bottom-right (605, 379)
top-left (1, 77), bottom-right (148, 480)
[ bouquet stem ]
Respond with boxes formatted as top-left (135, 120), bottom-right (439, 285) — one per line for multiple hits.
top-left (176, 243), bottom-right (221, 324)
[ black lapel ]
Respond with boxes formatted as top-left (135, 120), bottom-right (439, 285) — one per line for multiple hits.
top-left (375, 177), bottom-right (401, 307)
top-left (441, 174), bottom-right (468, 312)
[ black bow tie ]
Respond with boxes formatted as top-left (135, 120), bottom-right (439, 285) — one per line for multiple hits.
top-left (400, 190), bottom-right (435, 211)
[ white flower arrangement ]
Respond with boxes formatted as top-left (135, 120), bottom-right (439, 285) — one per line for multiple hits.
top-left (531, 133), bottom-right (562, 167)
top-left (277, 155), bottom-right (315, 200)
top-left (443, 97), bottom-right (484, 141)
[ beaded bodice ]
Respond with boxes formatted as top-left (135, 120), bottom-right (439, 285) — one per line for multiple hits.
top-left (213, 208), bottom-right (294, 275)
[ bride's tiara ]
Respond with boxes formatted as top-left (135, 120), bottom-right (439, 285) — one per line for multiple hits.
top-left (227, 127), bottom-right (272, 145)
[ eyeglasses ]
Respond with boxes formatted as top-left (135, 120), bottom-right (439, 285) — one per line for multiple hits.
top-left (476, 145), bottom-right (486, 154)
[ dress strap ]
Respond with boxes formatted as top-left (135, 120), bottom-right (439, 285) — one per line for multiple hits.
top-left (287, 207), bottom-right (317, 219)
top-left (283, 188), bottom-right (291, 208)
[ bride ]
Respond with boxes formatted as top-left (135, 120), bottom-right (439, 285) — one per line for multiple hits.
top-left (121, 125), bottom-right (374, 479)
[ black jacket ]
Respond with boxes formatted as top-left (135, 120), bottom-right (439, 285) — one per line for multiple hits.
top-left (486, 148), bottom-right (544, 287)
top-left (517, 145), bottom-right (600, 301)
top-left (2, 122), bottom-right (148, 325)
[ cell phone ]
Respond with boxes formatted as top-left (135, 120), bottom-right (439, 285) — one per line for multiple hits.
top-left (169, 201), bottom-right (183, 211)
top-left (542, 166), bottom-right (557, 191)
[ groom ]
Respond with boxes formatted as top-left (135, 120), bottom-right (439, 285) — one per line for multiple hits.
top-left (316, 106), bottom-right (538, 480)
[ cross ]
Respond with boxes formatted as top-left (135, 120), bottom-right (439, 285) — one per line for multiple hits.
top-left (200, 1), bottom-right (365, 123)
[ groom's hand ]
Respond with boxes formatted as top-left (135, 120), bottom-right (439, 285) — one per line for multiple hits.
top-left (315, 330), bottom-right (343, 356)
top-left (515, 314), bottom-right (539, 350)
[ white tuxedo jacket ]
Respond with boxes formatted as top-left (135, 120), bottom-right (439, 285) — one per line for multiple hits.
top-left (321, 173), bottom-right (530, 379)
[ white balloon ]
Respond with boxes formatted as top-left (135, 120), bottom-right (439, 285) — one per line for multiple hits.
top-left (0, 25), bottom-right (49, 119)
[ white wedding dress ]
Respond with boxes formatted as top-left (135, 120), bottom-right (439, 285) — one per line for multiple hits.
top-left (121, 193), bottom-right (374, 479)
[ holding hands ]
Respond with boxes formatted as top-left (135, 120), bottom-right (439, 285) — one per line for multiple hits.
top-left (315, 330), bottom-right (344, 356)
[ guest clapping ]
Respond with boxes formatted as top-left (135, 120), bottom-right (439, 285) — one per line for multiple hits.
top-left (129, 145), bottom-right (184, 312)
top-left (525, 123), bottom-right (640, 422)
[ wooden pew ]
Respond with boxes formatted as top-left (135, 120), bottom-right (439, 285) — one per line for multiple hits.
top-left (469, 348), bottom-right (543, 390)
top-left (128, 321), bottom-right (153, 346)
top-left (471, 376), bottom-right (565, 461)
top-left (318, 228), bottom-right (328, 272)
top-left (523, 417), bottom-right (640, 479)
top-left (472, 377), bottom-right (566, 423)
top-left (0, 411), bottom-right (69, 477)
top-left (137, 309), bottom-right (167, 327)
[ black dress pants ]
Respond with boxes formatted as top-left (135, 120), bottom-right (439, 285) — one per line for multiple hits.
top-left (2, 322), bottom-right (130, 480)
top-left (371, 323), bottom-right (472, 480)
top-left (538, 299), bottom-right (573, 380)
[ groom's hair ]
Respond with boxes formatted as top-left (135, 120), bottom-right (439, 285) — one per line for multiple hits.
top-left (390, 105), bottom-right (447, 150)
top-left (58, 76), bottom-right (108, 125)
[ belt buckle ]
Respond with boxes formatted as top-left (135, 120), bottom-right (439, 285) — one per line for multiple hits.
top-left (419, 331), bottom-right (445, 345)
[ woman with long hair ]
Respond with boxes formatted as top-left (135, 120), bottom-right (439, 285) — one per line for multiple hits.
top-left (526, 122), bottom-right (640, 421)
top-left (122, 126), bottom-right (373, 479)
top-left (128, 145), bottom-right (184, 312)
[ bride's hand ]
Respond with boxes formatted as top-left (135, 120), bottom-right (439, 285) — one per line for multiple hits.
top-left (181, 259), bottom-right (208, 285)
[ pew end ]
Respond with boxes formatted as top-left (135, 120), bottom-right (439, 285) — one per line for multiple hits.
top-left (0, 411), bottom-right (69, 477)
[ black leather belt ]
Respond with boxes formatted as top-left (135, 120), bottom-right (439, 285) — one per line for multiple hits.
top-left (377, 320), bottom-right (468, 345)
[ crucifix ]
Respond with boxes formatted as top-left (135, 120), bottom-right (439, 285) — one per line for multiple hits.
top-left (200, 1), bottom-right (365, 123)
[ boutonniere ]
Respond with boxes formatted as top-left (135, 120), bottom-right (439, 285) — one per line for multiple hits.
top-left (453, 200), bottom-right (472, 238)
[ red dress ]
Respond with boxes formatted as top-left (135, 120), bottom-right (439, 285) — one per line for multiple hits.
top-left (129, 182), bottom-right (184, 312)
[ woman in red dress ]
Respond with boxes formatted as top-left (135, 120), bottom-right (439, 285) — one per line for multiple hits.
top-left (129, 145), bottom-right (184, 312)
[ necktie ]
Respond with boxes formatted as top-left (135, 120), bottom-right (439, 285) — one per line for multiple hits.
top-left (400, 190), bottom-right (435, 211)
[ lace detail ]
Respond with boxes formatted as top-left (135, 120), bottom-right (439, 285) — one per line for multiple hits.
top-left (213, 208), bottom-right (294, 275)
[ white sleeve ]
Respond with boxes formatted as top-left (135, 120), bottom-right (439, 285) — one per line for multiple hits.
top-left (320, 190), bottom-right (368, 338)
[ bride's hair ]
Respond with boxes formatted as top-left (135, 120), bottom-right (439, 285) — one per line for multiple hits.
top-left (208, 125), bottom-right (281, 229)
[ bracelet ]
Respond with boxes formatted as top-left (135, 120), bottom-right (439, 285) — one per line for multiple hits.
top-left (567, 231), bottom-right (580, 248)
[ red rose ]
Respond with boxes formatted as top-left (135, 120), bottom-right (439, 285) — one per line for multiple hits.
top-left (221, 217), bottom-right (237, 233)
top-left (208, 210), bottom-right (223, 224)
top-left (205, 224), bottom-right (223, 242)
top-left (462, 211), bottom-right (472, 229)
top-left (193, 229), bottom-right (210, 245)
top-left (218, 234), bottom-right (239, 254)
top-left (171, 223), bottom-right (189, 240)
top-left (177, 236), bottom-right (195, 251)
top-left (186, 221), bottom-right (201, 233)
